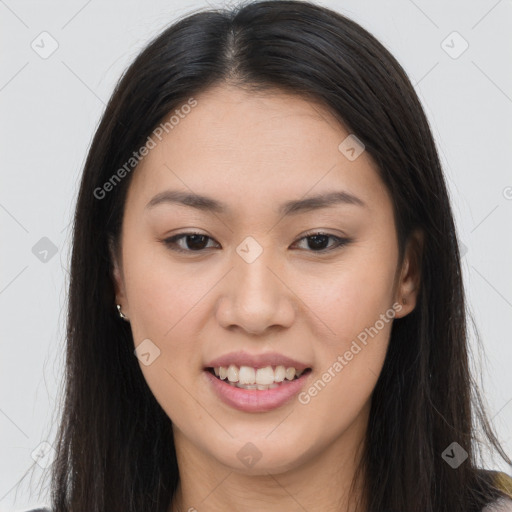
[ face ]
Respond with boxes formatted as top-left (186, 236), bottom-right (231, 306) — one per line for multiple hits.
top-left (111, 83), bottom-right (421, 477)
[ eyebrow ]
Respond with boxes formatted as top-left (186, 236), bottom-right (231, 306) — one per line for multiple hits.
top-left (145, 189), bottom-right (367, 216)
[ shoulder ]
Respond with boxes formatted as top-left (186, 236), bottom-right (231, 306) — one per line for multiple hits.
top-left (482, 497), bottom-right (512, 512)
top-left (481, 470), bottom-right (512, 512)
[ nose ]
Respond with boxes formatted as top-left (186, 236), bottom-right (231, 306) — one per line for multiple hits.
top-left (215, 243), bottom-right (296, 335)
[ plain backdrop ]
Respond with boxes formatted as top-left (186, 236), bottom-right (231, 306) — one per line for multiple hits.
top-left (1, 0), bottom-right (511, 510)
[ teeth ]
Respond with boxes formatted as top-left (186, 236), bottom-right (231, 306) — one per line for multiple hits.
top-left (238, 366), bottom-right (256, 385)
top-left (274, 365), bottom-right (286, 382)
top-left (236, 383), bottom-right (257, 389)
top-left (285, 367), bottom-right (296, 380)
top-left (212, 364), bottom-right (307, 385)
top-left (255, 366), bottom-right (275, 385)
top-left (236, 382), bottom-right (280, 390)
top-left (227, 364), bottom-right (239, 382)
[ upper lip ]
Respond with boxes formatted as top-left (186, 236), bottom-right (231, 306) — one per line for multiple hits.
top-left (205, 351), bottom-right (311, 371)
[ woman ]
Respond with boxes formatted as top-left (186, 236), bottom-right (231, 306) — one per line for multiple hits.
top-left (27, 1), bottom-right (512, 511)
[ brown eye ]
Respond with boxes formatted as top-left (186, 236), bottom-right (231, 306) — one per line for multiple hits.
top-left (162, 233), bottom-right (220, 253)
top-left (161, 231), bottom-right (350, 255)
top-left (292, 232), bottom-right (351, 252)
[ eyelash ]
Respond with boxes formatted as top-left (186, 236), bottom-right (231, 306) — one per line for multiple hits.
top-left (161, 231), bottom-right (351, 254)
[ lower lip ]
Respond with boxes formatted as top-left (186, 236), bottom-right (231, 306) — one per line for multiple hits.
top-left (203, 369), bottom-right (311, 413)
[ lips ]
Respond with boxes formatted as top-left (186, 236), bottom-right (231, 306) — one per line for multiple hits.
top-left (203, 366), bottom-right (312, 412)
top-left (204, 350), bottom-right (311, 372)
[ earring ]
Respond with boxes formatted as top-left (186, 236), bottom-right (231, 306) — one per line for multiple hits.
top-left (402, 297), bottom-right (407, 305)
top-left (116, 304), bottom-right (129, 321)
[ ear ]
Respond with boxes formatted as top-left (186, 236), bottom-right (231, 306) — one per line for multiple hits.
top-left (393, 228), bottom-right (424, 318)
top-left (109, 236), bottom-right (129, 316)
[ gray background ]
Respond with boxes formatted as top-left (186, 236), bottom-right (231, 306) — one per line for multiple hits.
top-left (1, 0), bottom-right (511, 510)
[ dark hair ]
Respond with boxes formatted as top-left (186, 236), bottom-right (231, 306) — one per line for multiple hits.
top-left (43, 1), bottom-right (511, 510)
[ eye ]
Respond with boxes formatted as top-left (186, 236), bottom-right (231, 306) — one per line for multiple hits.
top-left (292, 231), bottom-right (351, 252)
top-left (161, 231), bottom-right (350, 254)
top-left (162, 232), bottom-right (220, 253)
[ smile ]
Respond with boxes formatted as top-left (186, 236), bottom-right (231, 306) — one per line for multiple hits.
top-left (203, 366), bottom-right (312, 412)
top-left (209, 364), bottom-right (309, 389)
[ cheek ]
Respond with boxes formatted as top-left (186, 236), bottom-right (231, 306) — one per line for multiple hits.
top-left (121, 241), bottom-right (214, 396)
top-left (292, 243), bottom-right (397, 411)
top-left (296, 250), bottom-right (398, 343)
top-left (123, 240), bottom-right (203, 334)
top-left (296, 275), bottom-right (393, 441)
top-left (122, 248), bottom-right (210, 421)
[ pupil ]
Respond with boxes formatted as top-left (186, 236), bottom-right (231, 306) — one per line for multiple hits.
top-left (308, 234), bottom-right (328, 250)
top-left (187, 234), bottom-right (208, 250)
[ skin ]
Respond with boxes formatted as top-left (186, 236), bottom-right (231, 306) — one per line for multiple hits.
top-left (111, 83), bottom-right (423, 512)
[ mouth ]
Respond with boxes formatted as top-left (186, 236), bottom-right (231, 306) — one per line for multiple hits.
top-left (203, 365), bottom-right (313, 412)
top-left (202, 351), bottom-right (313, 412)
top-left (202, 365), bottom-right (312, 413)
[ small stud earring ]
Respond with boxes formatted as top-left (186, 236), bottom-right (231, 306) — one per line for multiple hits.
top-left (116, 304), bottom-right (129, 321)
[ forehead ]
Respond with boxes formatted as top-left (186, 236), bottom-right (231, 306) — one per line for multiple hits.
top-left (167, 84), bottom-right (347, 159)
top-left (124, 84), bottom-right (390, 217)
